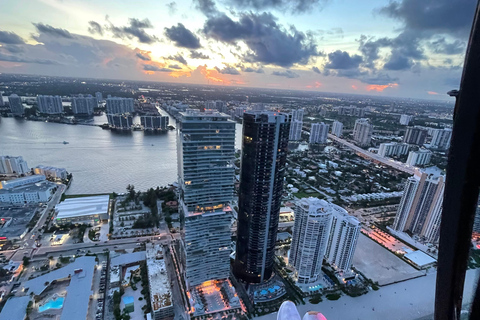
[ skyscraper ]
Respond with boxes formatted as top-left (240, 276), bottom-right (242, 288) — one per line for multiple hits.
top-left (234, 111), bottom-right (290, 283)
top-left (393, 167), bottom-right (445, 243)
top-left (353, 118), bottom-right (373, 147)
top-left (309, 123), bottom-right (329, 144)
top-left (289, 109), bottom-right (304, 141)
top-left (406, 149), bottom-right (432, 167)
top-left (106, 97), bottom-right (134, 114)
top-left (178, 110), bottom-right (235, 288)
top-left (325, 205), bottom-right (361, 271)
top-left (95, 92), bottom-right (103, 103)
top-left (399, 114), bottom-right (414, 125)
top-left (0, 156), bottom-right (29, 175)
top-left (289, 198), bottom-right (333, 284)
top-left (331, 120), bottom-right (343, 137)
top-left (377, 142), bottom-right (410, 158)
top-left (37, 95), bottom-right (63, 114)
top-left (72, 94), bottom-right (97, 115)
top-left (8, 94), bottom-right (24, 116)
top-left (0, 92), bottom-right (4, 107)
top-left (430, 128), bottom-right (452, 150)
top-left (403, 126), bottom-right (428, 145)
top-left (473, 197), bottom-right (480, 234)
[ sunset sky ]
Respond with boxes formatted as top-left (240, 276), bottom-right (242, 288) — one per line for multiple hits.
top-left (0, 0), bottom-right (475, 99)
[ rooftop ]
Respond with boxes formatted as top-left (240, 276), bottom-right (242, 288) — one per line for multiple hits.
top-left (404, 250), bottom-right (437, 268)
top-left (0, 296), bottom-right (31, 320)
top-left (110, 251), bottom-right (146, 267)
top-left (146, 244), bottom-right (172, 311)
top-left (22, 256), bottom-right (96, 320)
top-left (55, 195), bottom-right (109, 219)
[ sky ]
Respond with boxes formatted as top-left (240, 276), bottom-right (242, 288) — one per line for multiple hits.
top-left (0, 0), bottom-right (475, 100)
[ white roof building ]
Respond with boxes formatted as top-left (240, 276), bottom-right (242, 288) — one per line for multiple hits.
top-left (404, 251), bottom-right (437, 268)
top-left (55, 195), bottom-right (109, 225)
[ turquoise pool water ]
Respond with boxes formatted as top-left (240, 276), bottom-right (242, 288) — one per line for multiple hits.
top-left (39, 297), bottom-right (65, 312)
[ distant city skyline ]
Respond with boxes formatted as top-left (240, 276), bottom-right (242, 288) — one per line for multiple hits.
top-left (0, 0), bottom-right (474, 100)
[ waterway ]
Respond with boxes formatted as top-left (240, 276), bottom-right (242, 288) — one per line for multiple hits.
top-left (0, 116), bottom-right (243, 195)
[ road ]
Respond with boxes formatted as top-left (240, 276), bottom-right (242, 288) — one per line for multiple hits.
top-left (328, 134), bottom-right (416, 174)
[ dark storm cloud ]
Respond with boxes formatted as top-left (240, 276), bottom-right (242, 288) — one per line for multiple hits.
top-left (431, 38), bottom-right (466, 55)
top-left (167, 54), bottom-right (188, 65)
top-left (383, 52), bottom-right (413, 70)
top-left (371, 0), bottom-right (476, 72)
top-left (88, 21), bottom-right (104, 36)
top-left (33, 23), bottom-right (74, 39)
top-left (143, 64), bottom-right (172, 72)
top-left (272, 70), bottom-right (299, 78)
top-left (164, 23), bottom-right (201, 49)
top-left (0, 30), bottom-right (25, 44)
top-left (226, 0), bottom-right (329, 14)
top-left (312, 66), bottom-right (321, 74)
top-left (380, 0), bottom-right (475, 36)
top-left (357, 35), bottom-right (392, 69)
top-left (136, 52), bottom-right (151, 61)
top-left (108, 18), bottom-right (158, 44)
top-left (189, 50), bottom-right (210, 59)
top-left (169, 64), bottom-right (182, 69)
top-left (203, 12), bottom-right (319, 67)
top-left (0, 52), bottom-right (61, 65)
top-left (215, 65), bottom-right (241, 75)
top-left (1, 45), bottom-right (25, 53)
top-left (193, 0), bottom-right (219, 16)
top-left (325, 50), bottom-right (362, 69)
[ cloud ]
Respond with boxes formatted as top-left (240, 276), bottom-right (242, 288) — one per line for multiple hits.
top-left (167, 54), bottom-right (187, 65)
top-left (143, 64), bottom-right (172, 72)
top-left (357, 35), bottom-right (392, 69)
top-left (107, 17), bottom-right (158, 44)
top-left (272, 70), bottom-right (299, 78)
top-left (88, 21), bottom-right (103, 36)
top-left (1, 45), bottom-right (25, 53)
top-left (366, 83), bottom-right (399, 92)
top-left (383, 52), bottom-right (413, 70)
top-left (0, 30), bottom-right (25, 44)
top-left (306, 81), bottom-right (322, 88)
top-left (431, 38), bottom-right (465, 55)
top-left (164, 23), bottom-right (201, 49)
top-left (380, 0), bottom-right (475, 36)
top-left (33, 23), bottom-right (74, 39)
top-left (169, 64), bottom-right (182, 69)
top-left (193, 0), bottom-right (218, 16)
top-left (325, 50), bottom-right (363, 69)
top-left (428, 91), bottom-right (439, 95)
top-left (244, 67), bottom-right (264, 73)
top-left (225, 0), bottom-right (330, 14)
top-left (215, 65), bottom-right (241, 75)
top-left (135, 52), bottom-right (151, 61)
top-left (312, 66), bottom-right (321, 74)
top-left (0, 52), bottom-right (61, 65)
top-left (190, 50), bottom-right (210, 59)
top-left (203, 12), bottom-right (320, 67)
top-left (166, 2), bottom-right (177, 15)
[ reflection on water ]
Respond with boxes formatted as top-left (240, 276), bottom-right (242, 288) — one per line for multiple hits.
top-left (0, 117), bottom-right (243, 195)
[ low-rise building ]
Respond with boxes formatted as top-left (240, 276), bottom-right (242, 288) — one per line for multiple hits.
top-left (0, 181), bottom-right (55, 204)
top-left (146, 243), bottom-right (174, 320)
top-left (54, 195), bottom-right (110, 225)
top-left (34, 165), bottom-right (68, 181)
top-left (0, 175), bottom-right (45, 190)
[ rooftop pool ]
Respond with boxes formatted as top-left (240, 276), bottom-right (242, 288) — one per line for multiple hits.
top-left (39, 297), bottom-right (65, 312)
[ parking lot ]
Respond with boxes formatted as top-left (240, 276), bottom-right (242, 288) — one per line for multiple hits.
top-left (87, 257), bottom-right (108, 320)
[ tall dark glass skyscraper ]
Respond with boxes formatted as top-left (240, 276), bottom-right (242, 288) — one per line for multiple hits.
top-left (234, 111), bottom-right (290, 283)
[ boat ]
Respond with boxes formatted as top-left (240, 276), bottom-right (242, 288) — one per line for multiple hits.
top-left (63, 141), bottom-right (69, 145)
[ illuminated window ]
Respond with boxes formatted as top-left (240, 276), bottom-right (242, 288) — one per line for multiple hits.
top-left (216, 146), bottom-right (221, 149)
top-left (185, 181), bottom-right (192, 185)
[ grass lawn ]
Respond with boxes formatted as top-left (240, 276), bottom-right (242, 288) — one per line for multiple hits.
top-left (294, 191), bottom-right (321, 198)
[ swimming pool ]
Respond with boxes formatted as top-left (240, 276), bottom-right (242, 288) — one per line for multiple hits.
top-left (39, 297), bottom-right (65, 312)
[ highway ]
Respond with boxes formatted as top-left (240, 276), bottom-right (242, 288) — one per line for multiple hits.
top-left (328, 134), bottom-right (416, 175)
